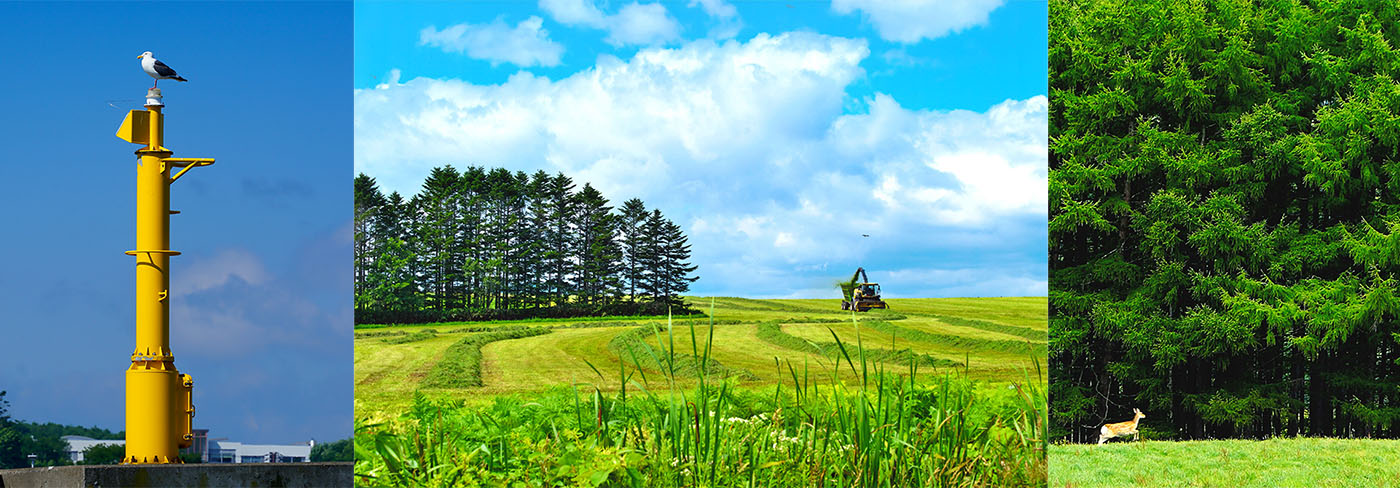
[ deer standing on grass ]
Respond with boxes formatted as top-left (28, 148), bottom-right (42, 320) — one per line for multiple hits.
top-left (1098, 408), bottom-right (1145, 444)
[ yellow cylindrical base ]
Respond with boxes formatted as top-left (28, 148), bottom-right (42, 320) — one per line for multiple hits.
top-left (124, 361), bottom-right (182, 464)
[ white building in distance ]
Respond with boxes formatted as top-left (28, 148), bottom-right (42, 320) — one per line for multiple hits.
top-left (63, 430), bottom-right (313, 464)
top-left (60, 436), bottom-right (123, 463)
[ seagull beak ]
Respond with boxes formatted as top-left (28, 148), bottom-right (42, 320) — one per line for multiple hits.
top-left (137, 54), bottom-right (143, 59)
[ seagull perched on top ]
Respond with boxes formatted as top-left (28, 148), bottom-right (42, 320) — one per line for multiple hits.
top-left (138, 51), bottom-right (187, 88)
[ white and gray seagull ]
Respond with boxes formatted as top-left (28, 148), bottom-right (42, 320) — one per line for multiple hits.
top-left (137, 51), bottom-right (187, 89)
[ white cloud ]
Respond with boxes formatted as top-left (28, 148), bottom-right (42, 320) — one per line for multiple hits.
top-left (420, 16), bottom-right (563, 67)
top-left (355, 32), bottom-right (1045, 298)
top-left (540, 0), bottom-right (681, 46)
top-left (175, 248), bottom-right (269, 297)
top-left (833, 93), bottom-right (1048, 225)
top-left (607, 3), bottom-right (682, 46)
top-left (690, 0), bottom-right (737, 19)
top-left (832, 0), bottom-right (1004, 43)
top-left (539, 0), bottom-right (607, 27)
top-left (689, 0), bottom-right (742, 39)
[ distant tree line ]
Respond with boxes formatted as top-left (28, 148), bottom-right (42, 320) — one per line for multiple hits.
top-left (1051, 0), bottom-right (1399, 441)
top-left (355, 166), bottom-right (699, 324)
top-left (0, 391), bottom-right (127, 468)
top-left (310, 438), bottom-right (353, 462)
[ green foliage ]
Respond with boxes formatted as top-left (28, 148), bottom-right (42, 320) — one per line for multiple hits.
top-left (0, 391), bottom-right (128, 468)
top-left (357, 237), bottom-right (421, 313)
top-left (420, 327), bottom-right (553, 388)
top-left (80, 443), bottom-right (124, 465)
top-left (0, 391), bottom-right (17, 468)
top-left (353, 168), bottom-right (699, 324)
top-left (310, 438), bottom-right (353, 462)
top-left (1051, 0), bottom-right (1400, 441)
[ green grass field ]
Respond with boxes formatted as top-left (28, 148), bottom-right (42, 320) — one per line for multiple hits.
top-left (1049, 438), bottom-right (1400, 488)
top-left (354, 296), bottom-right (1047, 419)
top-left (354, 296), bottom-right (1049, 487)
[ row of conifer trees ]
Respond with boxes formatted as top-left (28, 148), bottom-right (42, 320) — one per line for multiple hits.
top-left (354, 166), bottom-right (697, 323)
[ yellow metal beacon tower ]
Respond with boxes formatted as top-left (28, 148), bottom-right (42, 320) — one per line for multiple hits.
top-left (115, 88), bottom-right (214, 464)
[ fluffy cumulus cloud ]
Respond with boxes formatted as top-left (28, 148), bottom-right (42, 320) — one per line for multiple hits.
top-left (834, 93), bottom-right (1047, 225)
top-left (420, 16), bottom-right (563, 67)
top-left (356, 32), bottom-right (1046, 298)
top-left (832, 0), bottom-right (1005, 43)
top-left (540, 0), bottom-right (681, 46)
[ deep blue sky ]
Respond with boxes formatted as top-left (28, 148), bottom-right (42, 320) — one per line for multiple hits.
top-left (0, 2), bottom-right (351, 444)
top-left (355, 0), bottom-right (1049, 299)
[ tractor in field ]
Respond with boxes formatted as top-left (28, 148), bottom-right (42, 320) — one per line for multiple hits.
top-left (840, 267), bottom-right (888, 312)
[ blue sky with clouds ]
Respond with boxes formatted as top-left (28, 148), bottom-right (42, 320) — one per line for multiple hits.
top-left (357, 0), bottom-right (1048, 300)
top-left (0, 2), bottom-right (351, 444)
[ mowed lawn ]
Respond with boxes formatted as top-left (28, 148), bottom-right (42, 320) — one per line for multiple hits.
top-left (1050, 438), bottom-right (1400, 488)
top-left (355, 296), bottom-right (1047, 417)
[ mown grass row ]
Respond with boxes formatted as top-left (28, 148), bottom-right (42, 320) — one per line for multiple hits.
top-left (382, 330), bottom-right (438, 344)
top-left (863, 320), bottom-right (1047, 356)
top-left (420, 327), bottom-right (553, 388)
top-left (755, 321), bottom-right (961, 369)
top-left (356, 308), bottom-right (1048, 487)
top-left (608, 324), bottom-right (758, 381)
top-left (926, 314), bottom-right (1045, 341)
top-left (778, 312), bottom-right (908, 324)
top-left (356, 330), bottom-right (410, 339)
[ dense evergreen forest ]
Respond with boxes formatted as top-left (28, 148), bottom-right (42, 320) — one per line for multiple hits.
top-left (1050, 0), bottom-right (1400, 441)
top-left (355, 166), bottom-right (698, 324)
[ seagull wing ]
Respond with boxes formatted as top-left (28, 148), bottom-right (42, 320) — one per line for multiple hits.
top-left (152, 59), bottom-right (179, 78)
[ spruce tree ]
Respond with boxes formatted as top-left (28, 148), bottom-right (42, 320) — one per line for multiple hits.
top-left (353, 174), bottom-right (387, 303)
top-left (636, 210), bottom-right (667, 303)
top-left (658, 217), bottom-right (699, 307)
top-left (618, 198), bottom-right (648, 302)
top-left (575, 184), bottom-right (622, 306)
top-left (413, 166), bottom-right (462, 311)
top-left (541, 173), bottom-right (577, 306)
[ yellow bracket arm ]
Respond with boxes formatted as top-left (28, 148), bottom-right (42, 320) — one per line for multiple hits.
top-left (164, 158), bottom-right (215, 184)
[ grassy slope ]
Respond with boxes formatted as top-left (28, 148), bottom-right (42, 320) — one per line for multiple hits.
top-left (355, 296), bottom-right (1047, 417)
top-left (1050, 438), bottom-right (1400, 488)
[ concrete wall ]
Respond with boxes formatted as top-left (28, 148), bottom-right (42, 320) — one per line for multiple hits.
top-left (0, 462), bottom-right (352, 488)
